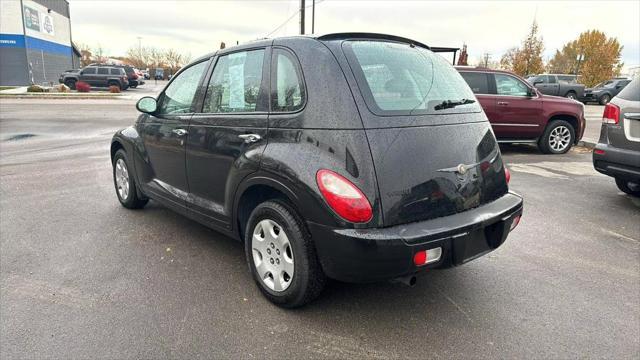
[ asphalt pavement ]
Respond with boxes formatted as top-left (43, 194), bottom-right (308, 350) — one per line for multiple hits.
top-left (1, 99), bottom-right (638, 359)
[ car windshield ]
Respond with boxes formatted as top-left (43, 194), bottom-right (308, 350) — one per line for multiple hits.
top-left (344, 40), bottom-right (479, 115)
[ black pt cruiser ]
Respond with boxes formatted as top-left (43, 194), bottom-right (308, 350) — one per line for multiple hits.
top-left (111, 33), bottom-right (523, 307)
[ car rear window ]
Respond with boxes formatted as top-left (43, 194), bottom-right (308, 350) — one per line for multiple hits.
top-left (343, 40), bottom-right (479, 115)
top-left (616, 78), bottom-right (639, 101)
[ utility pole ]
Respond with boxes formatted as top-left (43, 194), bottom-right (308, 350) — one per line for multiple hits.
top-left (300, 0), bottom-right (305, 35)
top-left (312, 0), bottom-right (315, 34)
top-left (483, 53), bottom-right (491, 68)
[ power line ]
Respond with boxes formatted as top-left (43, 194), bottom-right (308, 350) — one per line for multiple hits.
top-left (265, 0), bottom-right (324, 38)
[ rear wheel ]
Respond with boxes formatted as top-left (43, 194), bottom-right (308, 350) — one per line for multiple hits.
top-left (566, 91), bottom-right (577, 100)
top-left (615, 178), bottom-right (640, 197)
top-left (64, 79), bottom-right (76, 90)
top-left (599, 94), bottom-right (611, 105)
top-left (538, 120), bottom-right (575, 154)
top-left (113, 149), bottom-right (148, 209)
top-left (245, 200), bottom-right (325, 308)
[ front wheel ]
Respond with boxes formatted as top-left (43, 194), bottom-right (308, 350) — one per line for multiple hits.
top-left (615, 178), bottom-right (640, 197)
top-left (538, 120), bottom-right (575, 154)
top-left (599, 94), bottom-right (611, 105)
top-left (566, 91), bottom-right (577, 100)
top-left (64, 79), bottom-right (76, 90)
top-left (113, 149), bottom-right (148, 209)
top-left (245, 200), bottom-right (325, 308)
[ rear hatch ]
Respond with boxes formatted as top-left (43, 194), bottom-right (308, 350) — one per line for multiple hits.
top-left (608, 80), bottom-right (640, 150)
top-left (342, 39), bottom-right (508, 226)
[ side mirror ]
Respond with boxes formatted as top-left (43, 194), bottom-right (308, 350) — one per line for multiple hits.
top-left (136, 96), bottom-right (157, 114)
top-left (79, 70), bottom-right (84, 75)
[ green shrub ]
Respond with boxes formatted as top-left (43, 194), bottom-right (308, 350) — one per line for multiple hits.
top-left (27, 85), bottom-right (46, 93)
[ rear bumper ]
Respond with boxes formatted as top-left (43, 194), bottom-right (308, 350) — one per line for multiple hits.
top-left (309, 192), bottom-right (523, 283)
top-left (593, 144), bottom-right (640, 181)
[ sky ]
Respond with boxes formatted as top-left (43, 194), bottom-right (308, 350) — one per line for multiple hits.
top-left (68, 0), bottom-right (640, 71)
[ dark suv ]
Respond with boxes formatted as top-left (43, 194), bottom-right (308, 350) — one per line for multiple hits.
top-left (593, 78), bottom-right (640, 196)
top-left (90, 64), bottom-right (143, 88)
top-left (111, 33), bottom-right (523, 307)
top-left (581, 78), bottom-right (632, 105)
top-left (59, 65), bottom-right (128, 90)
top-left (458, 67), bottom-right (585, 154)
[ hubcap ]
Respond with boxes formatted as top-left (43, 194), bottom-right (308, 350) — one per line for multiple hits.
top-left (549, 125), bottom-right (571, 152)
top-left (115, 158), bottom-right (130, 200)
top-left (251, 219), bottom-right (294, 292)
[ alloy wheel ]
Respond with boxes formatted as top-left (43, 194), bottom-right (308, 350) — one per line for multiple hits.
top-left (549, 125), bottom-right (571, 152)
top-left (115, 158), bottom-right (130, 200)
top-left (251, 219), bottom-right (294, 292)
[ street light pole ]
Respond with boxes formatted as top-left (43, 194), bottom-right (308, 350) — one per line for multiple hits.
top-left (300, 0), bottom-right (305, 35)
top-left (312, 0), bottom-right (315, 34)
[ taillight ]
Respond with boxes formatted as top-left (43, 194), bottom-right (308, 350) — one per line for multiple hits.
top-left (504, 166), bottom-right (511, 184)
top-left (602, 103), bottom-right (620, 124)
top-left (316, 169), bottom-right (372, 223)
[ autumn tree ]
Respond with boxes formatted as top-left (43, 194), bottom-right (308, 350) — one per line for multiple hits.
top-left (499, 21), bottom-right (545, 76)
top-left (547, 30), bottom-right (623, 87)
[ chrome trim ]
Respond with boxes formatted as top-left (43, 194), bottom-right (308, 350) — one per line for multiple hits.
top-left (492, 123), bottom-right (540, 127)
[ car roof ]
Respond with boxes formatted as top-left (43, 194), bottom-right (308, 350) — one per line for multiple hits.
top-left (453, 66), bottom-right (517, 75)
top-left (191, 32), bottom-right (438, 63)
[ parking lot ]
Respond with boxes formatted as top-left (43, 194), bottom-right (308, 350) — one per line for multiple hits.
top-left (0, 98), bottom-right (638, 358)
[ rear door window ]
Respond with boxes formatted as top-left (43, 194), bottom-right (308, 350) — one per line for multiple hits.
top-left (97, 68), bottom-right (109, 75)
top-left (459, 72), bottom-right (490, 94)
top-left (203, 49), bottom-right (266, 113)
top-left (271, 49), bottom-right (305, 112)
top-left (343, 40), bottom-right (479, 115)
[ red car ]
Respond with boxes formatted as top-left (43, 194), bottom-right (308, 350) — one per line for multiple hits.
top-left (457, 67), bottom-right (585, 154)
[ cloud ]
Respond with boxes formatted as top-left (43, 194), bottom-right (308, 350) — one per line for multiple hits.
top-left (69, 0), bottom-right (639, 68)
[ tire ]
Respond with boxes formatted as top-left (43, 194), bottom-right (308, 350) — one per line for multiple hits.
top-left (615, 178), bottom-right (640, 197)
top-left (112, 149), bottom-right (148, 209)
top-left (538, 120), bottom-right (575, 154)
top-left (64, 79), bottom-right (76, 90)
top-left (130, 85), bottom-right (137, 88)
top-left (599, 94), bottom-right (611, 105)
top-left (565, 91), bottom-right (577, 100)
top-left (244, 200), bottom-right (326, 308)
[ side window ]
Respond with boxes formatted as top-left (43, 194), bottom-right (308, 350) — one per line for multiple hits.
top-left (547, 75), bottom-right (556, 84)
top-left (157, 61), bottom-right (208, 115)
top-left (203, 50), bottom-right (265, 113)
top-left (83, 67), bottom-right (96, 74)
top-left (97, 67), bottom-right (109, 75)
top-left (495, 74), bottom-right (529, 96)
top-left (459, 72), bottom-right (489, 94)
top-left (110, 68), bottom-right (120, 75)
top-left (271, 49), bottom-right (305, 112)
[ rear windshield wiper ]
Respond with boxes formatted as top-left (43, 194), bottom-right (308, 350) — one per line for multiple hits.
top-left (434, 99), bottom-right (476, 110)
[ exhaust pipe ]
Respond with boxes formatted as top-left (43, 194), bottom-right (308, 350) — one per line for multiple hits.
top-left (391, 275), bottom-right (417, 287)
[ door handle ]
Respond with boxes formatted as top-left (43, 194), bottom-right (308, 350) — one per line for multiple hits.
top-left (172, 128), bottom-right (188, 136)
top-left (238, 133), bottom-right (262, 143)
top-left (497, 101), bottom-right (509, 106)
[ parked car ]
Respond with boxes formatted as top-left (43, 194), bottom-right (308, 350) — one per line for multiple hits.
top-left (458, 67), bottom-right (585, 154)
top-left (133, 68), bottom-right (146, 86)
top-left (526, 74), bottom-right (585, 100)
top-left (153, 68), bottom-right (164, 80)
top-left (90, 63), bottom-right (142, 88)
top-left (111, 33), bottom-right (523, 307)
top-left (593, 78), bottom-right (640, 196)
top-left (581, 78), bottom-right (632, 105)
top-left (59, 65), bottom-right (128, 90)
top-left (141, 69), bottom-right (150, 80)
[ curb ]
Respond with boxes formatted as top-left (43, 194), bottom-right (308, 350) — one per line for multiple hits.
top-left (0, 94), bottom-right (124, 100)
top-left (578, 139), bottom-right (596, 149)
